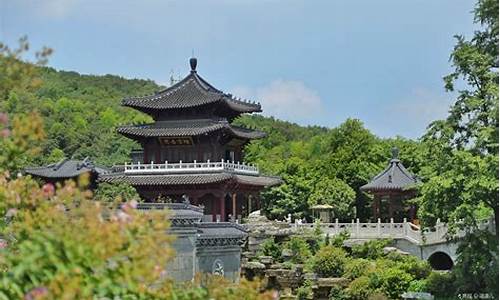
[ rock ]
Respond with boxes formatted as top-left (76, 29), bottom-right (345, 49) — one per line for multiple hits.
top-left (244, 261), bottom-right (266, 270)
top-left (316, 277), bottom-right (349, 287)
top-left (259, 255), bottom-right (273, 266)
top-left (383, 246), bottom-right (411, 256)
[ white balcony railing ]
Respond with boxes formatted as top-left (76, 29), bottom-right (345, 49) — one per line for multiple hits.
top-left (121, 159), bottom-right (259, 176)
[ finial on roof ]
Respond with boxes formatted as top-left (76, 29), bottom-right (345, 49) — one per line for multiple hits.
top-left (190, 57), bottom-right (197, 72)
top-left (391, 147), bottom-right (399, 159)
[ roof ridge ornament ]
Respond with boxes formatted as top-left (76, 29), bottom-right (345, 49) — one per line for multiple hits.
top-left (190, 57), bottom-right (197, 73)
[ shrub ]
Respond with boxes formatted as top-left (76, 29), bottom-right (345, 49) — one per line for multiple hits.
top-left (94, 182), bottom-right (140, 204)
top-left (425, 271), bottom-right (456, 298)
top-left (347, 276), bottom-right (374, 300)
top-left (258, 238), bottom-right (282, 261)
top-left (351, 239), bottom-right (391, 260)
top-left (330, 230), bottom-right (350, 248)
top-left (408, 279), bottom-right (426, 292)
top-left (392, 254), bottom-right (431, 280)
top-left (296, 280), bottom-right (313, 300)
top-left (328, 285), bottom-right (349, 300)
top-left (343, 258), bottom-right (372, 280)
top-left (284, 236), bottom-right (311, 264)
top-left (310, 245), bottom-right (348, 277)
top-left (377, 267), bottom-right (413, 299)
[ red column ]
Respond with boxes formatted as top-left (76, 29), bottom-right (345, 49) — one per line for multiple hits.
top-left (220, 195), bottom-right (225, 222)
top-left (232, 193), bottom-right (237, 221)
top-left (212, 198), bottom-right (217, 222)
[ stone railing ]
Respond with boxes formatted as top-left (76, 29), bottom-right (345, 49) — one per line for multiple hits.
top-left (294, 218), bottom-right (494, 245)
top-left (118, 159), bottom-right (259, 176)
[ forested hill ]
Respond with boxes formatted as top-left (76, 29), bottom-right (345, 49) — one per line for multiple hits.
top-left (2, 64), bottom-right (425, 221)
top-left (4, 66), bottom-right (159, 166)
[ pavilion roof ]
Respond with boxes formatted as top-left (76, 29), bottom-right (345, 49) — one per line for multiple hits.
top-left (99, 172), bottom-right (282, 187)
top-left (360, 148), bottom-right (420, 193)
top-left (25, 157), bottom-right (109, 179)
top-left (116, 118), bottom-right (266, 140)
top-left (122, 58), bottom-right (261, 114)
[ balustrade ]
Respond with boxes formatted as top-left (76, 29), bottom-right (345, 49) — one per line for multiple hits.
top-left (119, 159), bottom-right (259, 175)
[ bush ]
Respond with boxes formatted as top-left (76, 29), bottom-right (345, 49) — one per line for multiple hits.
top-left (408, 279), bottom-right (426, 292)
top-left (425, 271), bottom-right (456, 298)
top-left (310, 245), bottom-right (348, 277)
top-left (328, 285), bottom-right (349, 300)
top-left (94, 182), bottom-right (140, 204)
top-left (296, 280), bottom-right (313, 300)
top-left (390, 253), bottom-right (431, 280)
top-left (284, 236), bottom-right (312, 264)
top-left (343, 258), bottom-right (373, 280)
top-left (351, 239), bottom-right (391, 260)
top-left (258, 238), bottom-right (282, 261)
top-left (347, 276), bottom-right (374, 300)
top-left (330, 230), bottom-right (350, 248)
top-left (377, 267), bottom-right (413, 299)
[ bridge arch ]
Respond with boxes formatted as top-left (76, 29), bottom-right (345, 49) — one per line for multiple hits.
top-left (428, 251), bottom-right (454, 270)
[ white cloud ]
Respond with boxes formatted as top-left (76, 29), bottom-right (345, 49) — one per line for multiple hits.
top-left (231, 79), bottom-right (323, 122)
top-left (387, 87), bottom-right (453, 136)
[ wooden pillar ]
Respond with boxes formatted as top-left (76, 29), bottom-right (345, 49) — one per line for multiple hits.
top-left (388, 197), bottom-right (394, 220)
top-left (220, 195), bottom-right (226, 222)
top-left (232, 193), bottom-right (237, 222)
top-left (211, 198), bottom-right (216, 222)
top-left (248, 194), bottom-right (252, 215)
top-left (373, 195), bottom-right (381, 220)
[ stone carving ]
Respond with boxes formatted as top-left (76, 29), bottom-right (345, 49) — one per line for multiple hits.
top-left (212, 259), bottom-right (224, 276)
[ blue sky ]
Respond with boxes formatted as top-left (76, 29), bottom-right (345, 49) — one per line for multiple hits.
top-left (1, 0), bottom-right (476, 138)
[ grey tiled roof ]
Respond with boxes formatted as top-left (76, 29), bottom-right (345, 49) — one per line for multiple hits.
top-left (117, 119), bottom-right (266, 139)
top-left (99, 172), bottom-right (281, 187)
top-left (196, 222), bottom-right (247, 239)
top-left (100, 173), bottom-right (233, 186)
top-left (360, 148), bottom-right (420, 192)
top-left (122, 71), bottom-right (261, 113)
top-left (136, 202), bottom-right (204, 218)
top-left (25, 157), bottom-right (109, 179)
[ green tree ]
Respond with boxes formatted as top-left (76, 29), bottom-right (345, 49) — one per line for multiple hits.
top-left (310, 246), bottom-right (348, 277)
top-left (418, 0), bottom-right (499, 296)
top-left (308, 177), bottom-right (356, 220)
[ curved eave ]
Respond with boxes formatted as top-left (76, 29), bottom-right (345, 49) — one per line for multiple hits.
top-left (221, 96), bottom-right (262, 114)
top-left (99, 173), bottom-right (282, 188)
top-left (117, 123), bottom-right (266, 140)
top-left (360, 185), bottom-right (419, 193)
top-left (121, 72), bottom-right (260, 115)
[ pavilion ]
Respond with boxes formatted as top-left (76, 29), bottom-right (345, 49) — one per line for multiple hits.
top-left (25, 157), bottom-right (108, 189)
top-left (101, 58), bottom-right (281, 222)
top-left (360, 147), bottom-right (420, 222)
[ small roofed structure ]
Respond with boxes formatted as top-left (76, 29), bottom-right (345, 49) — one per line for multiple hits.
top-left (25, 157), bottom-right (109, 189)
top-left (311, 204), bottom-right (334, 223)
top-left (360, 148), bottom-right (420, 221)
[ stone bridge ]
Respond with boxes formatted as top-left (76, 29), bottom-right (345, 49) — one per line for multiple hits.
top-left (245, 217), bottom-right (494, 270)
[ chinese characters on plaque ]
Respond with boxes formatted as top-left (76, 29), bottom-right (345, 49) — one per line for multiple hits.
top-left (159, 137), bottom-right (194, 146)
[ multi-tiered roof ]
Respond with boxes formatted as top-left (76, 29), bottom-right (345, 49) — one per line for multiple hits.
top-left (115, 58), bottom-right (265, 144)
top-left (100, 58), bottom-right (280, 205)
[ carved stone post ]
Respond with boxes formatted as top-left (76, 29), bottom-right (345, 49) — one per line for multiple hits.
top-left (356, 218), bottom-right (360, 236)
top-left (377, 218), bottom-right (381, 236)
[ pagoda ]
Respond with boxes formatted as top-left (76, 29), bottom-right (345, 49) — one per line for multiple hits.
top-left (360, 147), bottom-right (420, 222)
top-left (101, 58), bottom-right (281, 222)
